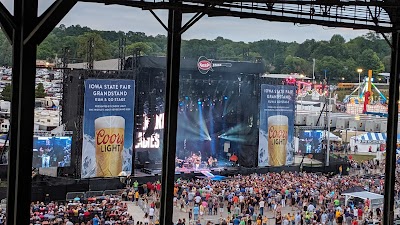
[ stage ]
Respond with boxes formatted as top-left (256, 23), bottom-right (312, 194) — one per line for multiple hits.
top-left (0, 153), bottom-right (349, 202)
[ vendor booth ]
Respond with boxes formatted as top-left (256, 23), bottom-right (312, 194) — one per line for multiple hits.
top-left (350, 132), bottom-right (400, 153)
top-left (342, 191), bottom-right (384, 210)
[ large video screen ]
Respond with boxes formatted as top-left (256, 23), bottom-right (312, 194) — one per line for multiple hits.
top-left (32, 136), bottom-right (72, 168)
top-left (298, 130), bottom-right (323, 154)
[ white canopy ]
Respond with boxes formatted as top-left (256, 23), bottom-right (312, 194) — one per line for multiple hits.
top-left (342, 191), bottom-right (384, 208)
top-left (323, 131), bottom-right (342, 142)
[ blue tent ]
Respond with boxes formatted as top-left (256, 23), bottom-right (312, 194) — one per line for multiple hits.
top-left (358, 133), bottom-right (400, 143)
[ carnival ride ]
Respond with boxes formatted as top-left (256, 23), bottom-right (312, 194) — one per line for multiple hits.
top-left (343, 70), bottom-right (388, 115)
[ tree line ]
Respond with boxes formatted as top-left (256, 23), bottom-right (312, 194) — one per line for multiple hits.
top-left (0, 24), bottom-right (391, 82)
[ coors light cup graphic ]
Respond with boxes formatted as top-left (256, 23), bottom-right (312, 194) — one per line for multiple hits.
top-left (267, 115), bottom-right (289, 166)
top-left (95, 116), bottom-right (125, 177)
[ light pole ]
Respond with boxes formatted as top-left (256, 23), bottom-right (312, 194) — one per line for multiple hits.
top-left (357, 68), bottom-right (363, 98)
top-left (312, 58), bottom-right (316, 82)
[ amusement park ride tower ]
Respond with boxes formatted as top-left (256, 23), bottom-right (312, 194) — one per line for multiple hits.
top-left (344, 70), bottom-right (388, 115)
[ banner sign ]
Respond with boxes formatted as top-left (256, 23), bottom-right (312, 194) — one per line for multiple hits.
top-left (258, 84), bottom-right (296, 167)
top-left (81, 79), bottom-right (135, 178)
top-left (197, 56), bottom-right (232, 74)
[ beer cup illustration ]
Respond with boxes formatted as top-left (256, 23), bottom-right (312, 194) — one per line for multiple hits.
top-left (95, 116), bottom-right (125, 177)
top-left (267, 115), bottom-right (288, 166)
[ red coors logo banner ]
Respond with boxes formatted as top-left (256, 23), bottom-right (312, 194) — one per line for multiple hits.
top-left (197, 56), bottom-right (232, 74)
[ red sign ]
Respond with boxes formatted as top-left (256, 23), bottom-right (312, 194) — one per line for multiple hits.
top-left (198, 60), bottom-right (212, 71)
top-left (96, 129), bottom-right (124, 145)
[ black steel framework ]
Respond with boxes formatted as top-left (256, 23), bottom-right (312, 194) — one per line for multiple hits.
top-left (87, 37), bottom-right (95, 70)
top-left (118, 36), bottom-right (127, 71)
top-left (0, 0), bottom-right (399, 224)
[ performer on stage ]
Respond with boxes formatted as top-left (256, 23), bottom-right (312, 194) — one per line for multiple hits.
top-left (208, 156), bottom-right (214, 168)
top-left (190, 153), bottom-right (201, 170)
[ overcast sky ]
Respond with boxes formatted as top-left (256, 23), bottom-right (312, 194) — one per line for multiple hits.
top-left (2, 0), bottom-right (369, 43)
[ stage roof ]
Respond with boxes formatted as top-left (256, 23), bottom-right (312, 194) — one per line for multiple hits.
top-left (68, 57), bottom-right (129, 70)
top-left (69, 56), bottom-right (266, 75)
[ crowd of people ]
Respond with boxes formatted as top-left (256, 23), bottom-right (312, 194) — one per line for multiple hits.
top-left (28, 195), bottom-right (134, 225)
top-left (12, 154), bottom-right (400, 225)
top-left (124, 161), bottom-right (391, 225)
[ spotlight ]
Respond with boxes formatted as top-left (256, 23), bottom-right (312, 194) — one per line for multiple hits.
top-left (198, 101), bottom-right (202, 105)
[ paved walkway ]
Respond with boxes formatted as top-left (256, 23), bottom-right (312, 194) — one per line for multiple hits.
top-left (126, 200), bottom-right (300, 225)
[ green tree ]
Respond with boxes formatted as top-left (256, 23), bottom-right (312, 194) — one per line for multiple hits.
top-left (1, 84), bottom-right (11, 102)
top-left (217, 44), bottom-right (237, 59)
top-left (295, 39), bottom-right (316, 60)
top-left (282, 55), bottom-right (310, 74)
top-left (126, 42), bottom-right (154, 56)
top-left (341, 58), bottom-right (358, 81)
top-left (382, 55), bottom-right (391, 72)
top-left (0, 32), bottom-right (11, 66)
top-left (77, 32), bottom-right (111, 60)
top-left (317, 56), bottom-right (343, 81)
top-left (357, 49), bottom-right (385, 74)
top-left (35, 83), bottom-right (47, 98)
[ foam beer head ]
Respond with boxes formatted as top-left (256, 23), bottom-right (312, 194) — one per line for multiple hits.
top-left (267, 115), bottom-right (288, 166)
top-left (95, 116), bottom-right (125, 177)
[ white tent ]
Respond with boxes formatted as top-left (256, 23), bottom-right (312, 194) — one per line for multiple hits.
top-left (342, 191), bottom-right (384, 209)
top-left (322, 131), bottom-right (342, 142)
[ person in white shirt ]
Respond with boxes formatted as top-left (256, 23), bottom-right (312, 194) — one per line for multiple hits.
top-left (283, 217), bottom-right (290, 225)
top-left (259, 200), bottom-right (265, 216)
top-left (321, 212), bottom-right (328, 224)
top-left (295, 212), bottom-right (301, 225)
top-left (195, 195), bottom-right (201, 204)
top-left (149, 207), bottom-right (155, 220)
top-left (239, 195), bottom-right (244, 203)
top-left (307, 203), bottom-right (315, 212)
top-left (353, 208), bottom-right (358, 218)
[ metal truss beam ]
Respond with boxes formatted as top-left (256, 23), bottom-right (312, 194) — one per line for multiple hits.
top-left (180, 12), bottom-right (205, 34)
top-left (383, 30), bottom-right (400, 225)
top-left (7, 1), bottom-right (38, 224)
top-left (205, 6), bottom-right (392, 32)
top-left (83, 0), bottom-right (394, 32)
top-left (0, 2), bottom-right (15, 42)
top-left (149, 9), bottom-right (169, 31)
top-left (159, 2), bottom-right (182, 225)
top-left (24, 0), bottom-right (77, 45)
top-left (191, 0), bottom-right (400, 7)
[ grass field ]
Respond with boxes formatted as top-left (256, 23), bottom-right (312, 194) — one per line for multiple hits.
top-left (335, 153), bottom-right (376, 162)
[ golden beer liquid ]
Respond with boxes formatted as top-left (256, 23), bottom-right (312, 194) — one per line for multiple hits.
top-left (268, 125), bottom-right (288, 166)
top-left (95, 127), bottom-right (124, 177)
